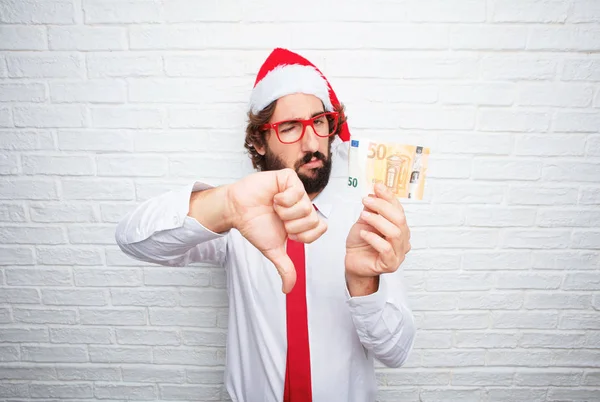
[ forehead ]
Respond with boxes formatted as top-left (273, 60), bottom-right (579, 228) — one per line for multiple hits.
top-left (271, 93), bottom-right (324, 122)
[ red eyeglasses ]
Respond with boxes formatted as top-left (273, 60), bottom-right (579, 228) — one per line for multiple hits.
top-left (261, 112), bottom-right (339, 144)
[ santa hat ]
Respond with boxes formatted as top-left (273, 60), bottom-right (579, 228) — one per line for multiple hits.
top-left (249, 48), bottom-right (351, 142)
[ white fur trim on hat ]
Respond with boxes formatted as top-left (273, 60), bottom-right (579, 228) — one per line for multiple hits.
top-left (249, 64), bottom-right (333, 114)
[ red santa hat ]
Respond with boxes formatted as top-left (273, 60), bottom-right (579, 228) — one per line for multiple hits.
top-left (249, 48), bottom-right (351, 142)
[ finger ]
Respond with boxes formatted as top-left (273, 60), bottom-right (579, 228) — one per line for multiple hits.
top-left (273, 198), bottom-right (313, 221)
top-left (374, 182), bottom-right (402, 208)
top-left (262, 246), bottom-right (297, 294)
top-left (359, 230), bottom-right (401, 272)
top-left (284, 211), bottom-right (321, 234)
top-left (289, 218), bottom-right (328, 244)
top-left (273, 169), bottom-right (306, 207)
top-left (362, 196), bottom-right (406, 229)
top-left (360, 210), bottom-right (402, 240)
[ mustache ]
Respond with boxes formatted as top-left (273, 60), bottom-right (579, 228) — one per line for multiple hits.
top-left (295, 151), bottom-right (328, 169)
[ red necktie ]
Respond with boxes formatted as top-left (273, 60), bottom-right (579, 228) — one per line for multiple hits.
top-left (283, 237), bottom-right (312, 401)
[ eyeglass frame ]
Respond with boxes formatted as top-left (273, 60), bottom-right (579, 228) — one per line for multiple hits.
top-left (260, 111), bottom-right (340, 144)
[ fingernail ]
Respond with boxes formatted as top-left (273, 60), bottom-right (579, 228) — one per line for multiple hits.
top-left (363, 197), bottom-right (374, 205)
top-left (361, 210), bottom-right (371, 218)
top-left (376, 183), bottom-right (386, 192)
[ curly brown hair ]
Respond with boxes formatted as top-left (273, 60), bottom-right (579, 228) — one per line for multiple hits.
top-left (244, 101), bottom-right (348, 171)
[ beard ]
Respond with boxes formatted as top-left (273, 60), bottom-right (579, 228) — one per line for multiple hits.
top-left (263, 146), bottom-right (332, 195)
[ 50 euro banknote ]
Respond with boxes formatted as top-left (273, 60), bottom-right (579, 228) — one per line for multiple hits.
top-left (348, 138), bottom-right (430, 200)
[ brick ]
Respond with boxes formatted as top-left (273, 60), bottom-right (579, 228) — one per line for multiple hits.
top-left (501, 229), bottom-right (571, 249)
top-left (80, 308), bottom-right (147, 325)
top-left (529, 27), bottom-right (600, 52)
top-left (465, 207), bottom-right (536, 227)
top-left (0, 308), bottom-right (10, 323)
top-left (58, 129), bottom-right (133, 152)
top-left (170, 155), bottom-right (245, 179)
top-left (31, 383), bottom-right (93, 399)
top-left (508, 185), bottom-right (578, 205)
top-left (338, 80), bottom-right (437, 104)
top-left (406, 0), bottom-right (484, 21)
top-left (560, 313), bottom-right (600, 330)
top-left (533, 251), bottom-right (600, 270)
top-left (153, 347), bottom-right (225, 366)
top-left (121, 366), bottom-right (185, 383)
top-left (116, 328), bottom-right (179, 345)
top-left (486, 388), bottom-right (547, 401)
top-left (87, 53), bottom-right (163, 78)
top-left (426, 273), bottom-right (494, 291)
top-left (210, 268), bottom-right (227, 288)
top-left (419, 228), bottom-right (498, 249)
top-left (0, 287), bottom-right (40, 304)
top-left (426, 156), bottom-right (471, 179)
top-left (50, 81), bottom-right (126, 103)
top-left (0, 345), bottom-right (19, 361)
top-left (518, 83), bottom-right (593, 108)
top-left (580, 187), bottom-right (600, 204)
top-left (459, 292), bottom-right (524, 310)
top-left (159, 385), bottom-right (221, 401)
top-left (169, 104), bottom-right (251, 129)
top-left (554, 112), bottom-right (600, 132)
top-left (112, 289), bottom-right (179, 307)
top-left (452, 369), bottom-right (514, 386)
top-left (22, 155), bottom-right (94, 175)
top-left (487, 350), bottom-right (554, 366)
top-left (106, 247), bottom-right (152, 266)
top-left (182, 329), bottom-right (227, 347)
top-left (7, 53), bottom-right (83, 78)
top-left (0, 226), bottom-right (66, 244)
top-left (6, 267), bottom-right (71, 285)
top-left (14, 105), bottom-right (85, 128)
top-left (30, 203), bottom-right (96, 223)
top-left (0, 247), bottom-right (33, 265)
top-left (22, 345), bottom-right (88, 363)
top-left (84, 0), bottom-right (161, 23)
top-left (0, 153), bottom-right (19, 174)
top-left (400, 251), bottom-right (461, 271)
top-left (548, 389), bottom-right (600, 401)
top-left (437, 134), bottom-right (512, 155)
top-left (43, 288), bottom-right (107, 306)
top-left (492, 312), bottom-right (559, 329)
top-left (376, 388), bottom-right (420, 401)
top-left (0, 203), bottom-right (26, 222)
top-left (144, 268), bottom-right (211, 287)
top-left (462, 251), bottom-right (531, 270)
top-left (479, 109), bottom-right (550, 132)
top-left (434, 181), bottom-right (505, 205)
top-left (491, 0), bottom-right (569, 22)
top-left (57, 366), bottom-right (120, 381)
top-left (496, 273), bottom-right (563, 290)
top-left (133, 129), bottom-right (241, 153)
top-left (165, 53), bottom-right (257, 78)
top-left (49, 26), bottom-right (127, 50)
top-left (0, 328), bottom-right (48, 342)
top-left (450, 26), bottom-right (526, 50)
top-left (0, 83), bottom-right (46, 102)
top-left (515, 369), bottom-right (583, 386)
top-left (0, 366), bottom-right (56, 380)
top-left (439, 83), bottom-right (515, 106)
top-left (584, 371), bottom-right (600, 385)
top-left (91, 106), bottom-right (165, 129)
top-left (14, 307), bottom-right (77, 324)
top-left (0, 0), bottom-right (75, 23)
top-left (421, 350), bottom-right (486, 367)
top-left (537, 209), bottom-right (600, 228)
top-left (0, 129), bottom-right (54, 150)
top-left (67, 225), bottom-right (115, 244)
top-left (412, 331), bottom-right (452, 349)
top-left (94, 384), bottom-right (156, 400)
top-left (149, 308), bottom-right (217, 327)
top-left (163, 0), bottom-right (241, 22)
top-left (354, 106), bottom-right (476, 130)
top-left (570, 0), bottom-right (600, 22)
top-left (563, 273), bottom-right (600, 290)
top-left (522, 333), bottom-right (583, 350)
top-left (89, 346), bottom-right (152, 363)
top-left (515, 134), bottom-right (587, 156)
top-left (455, 331), bottom-right (519, 348)
top-left (563, 59), bottom-right (600, 81)
top-left (100, 203), bottom-right (134, 223)
top-left (588, 136), bottom-right (600, 156)
top-left (410, 293), bottom-right (458, 312)
top-left (62, 178), bottom-right (135, 200)
top-left (180, 289), bottom-right (228, 307)
top-left (419, 312), bottom-right (488, 330)
top-left (37, 246), bottom-right (104, 266)
top-left (526, 293), bottom-right (592, 309)
top-left (186, 368), bottom-right (225, 384)
top-left (0, 106), bottom-right (11, 127)
top-left (0, 383), bottom-right (28, 398)
top-left (380, 369), bottom-right (450, 386)
top-left (0, 26), bottom-right (46, 50)
top-left (50, 327), bottom-right (112, 344)
top-left (97, 155), bottom-right (168, 177)
top-left (572, 230), bottom-right (600, 249)
top-left (482, 56), bottom-right (556, 80)
top-left (475, 159), bottom-right (542, 180)
top-left (128, 77), bottom-right (249, 104)
top-left (74, 267), bottom-right (142, 287)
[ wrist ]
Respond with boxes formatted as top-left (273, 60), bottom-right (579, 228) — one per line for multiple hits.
top-left (346, 273), bottom-right (380, 297)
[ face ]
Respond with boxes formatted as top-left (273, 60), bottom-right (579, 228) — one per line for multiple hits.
top-left (255, 93), bottom-right (333, 196)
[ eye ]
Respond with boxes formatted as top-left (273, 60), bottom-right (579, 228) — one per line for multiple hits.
top-left (314, 115), bottom-right (327, 125)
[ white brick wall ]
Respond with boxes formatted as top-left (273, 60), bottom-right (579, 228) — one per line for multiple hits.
top-left (0, 0), bottom-right (599, 401)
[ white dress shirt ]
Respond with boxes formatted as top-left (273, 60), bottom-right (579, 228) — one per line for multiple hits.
top-left (115, 139), bottom-right (416, 402)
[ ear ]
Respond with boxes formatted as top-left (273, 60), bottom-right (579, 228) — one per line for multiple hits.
top-left (255, 143), bottom-right (266, 156)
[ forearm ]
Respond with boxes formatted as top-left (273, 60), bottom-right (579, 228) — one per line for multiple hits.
top-left (188, 184), bottom-right (236, 234)
top-left (346, 273), bottom-right (379, 297)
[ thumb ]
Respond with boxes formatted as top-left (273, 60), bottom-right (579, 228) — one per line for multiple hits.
top-left (263, 246), bottom-right (297, 294)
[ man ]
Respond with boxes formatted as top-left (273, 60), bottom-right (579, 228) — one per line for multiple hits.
top-left (116, 48), bottom-right (416, 402)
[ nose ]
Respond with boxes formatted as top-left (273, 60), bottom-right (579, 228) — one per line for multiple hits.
top-left (301, 124), bottom-right (319, 154)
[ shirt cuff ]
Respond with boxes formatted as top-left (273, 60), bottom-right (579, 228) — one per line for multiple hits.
top-left (346, 275), bottom-right (388, 315)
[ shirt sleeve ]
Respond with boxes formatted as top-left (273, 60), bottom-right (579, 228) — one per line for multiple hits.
top-left (346, 271), bottom-right (416, 368)
top-left (115, 181), bottom-right (228, 267)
